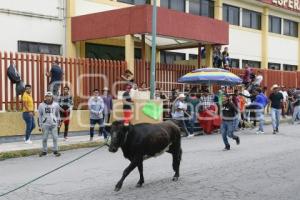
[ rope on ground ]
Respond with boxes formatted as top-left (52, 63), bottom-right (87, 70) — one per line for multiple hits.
top-left (0, 142), bottom-right (109, 198)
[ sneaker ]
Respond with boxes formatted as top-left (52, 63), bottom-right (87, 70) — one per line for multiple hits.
top-left (187, 134), bottom-right (194, 138)
top-left (256, 130), bottom-right (265, 134)
top-left (235, 137), bottom-right (240, 145)
top-left (90, 137), bottom-right (93, 141)
top-left (63, 137), bottom-right (68, 141)
top-left (25, 140), bottom-right (32, 144)
top-left (53, 151), bottom-right (61, 157)
top-left (99, 135), bottom-right (105, 140)
top-left (273, 130), bottom-right (276, 134)
top-left (39, 152), bottom-right (47, 157)
top-left (223, 146), bottom-right (230, 151)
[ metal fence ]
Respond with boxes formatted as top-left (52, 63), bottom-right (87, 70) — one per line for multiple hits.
top-left (1, 52), bottom-right (300, 112)
top-left (0, 52), bottom-right (127, 111)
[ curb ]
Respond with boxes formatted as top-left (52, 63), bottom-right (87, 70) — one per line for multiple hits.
top-left (0, 141), bottom-right (105, 161)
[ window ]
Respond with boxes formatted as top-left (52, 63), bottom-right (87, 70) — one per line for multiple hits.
top-left (85, 43), bottom-right (141, 60)
top-left (268, 63), bottom-right (281, 70)
top-left (18, 41), bottom-right (61, 55)
top-left (189, 54), bottom-right (198, 60)
top-left (283, 64), bottom-right (298, 71)
top-left (161, 51), bottom-right (185, 64)
top-left (269, 16), bottom-right (281, 34)
top-left (223, 4), bottom-right (240, 25)
top-left (117, 0), bottom-right (146, 5)
top-left (242, 60), bottom-right (261, 68)
top-left (161, 0), bottom-right (185, 12)
top-left (283, 19), bottom-right (298, 37)
top-left (189, 0), bottom-right (214, 18)
top-left (242, 9), bottom-right (261, 30)
top-left (230, 59), bottom-right (240, 68)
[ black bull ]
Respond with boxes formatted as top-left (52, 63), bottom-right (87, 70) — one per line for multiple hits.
top-left (108, 120), bottom-right (182, 191)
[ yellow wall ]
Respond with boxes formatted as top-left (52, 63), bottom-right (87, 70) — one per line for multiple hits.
top-left (0, 99), bottom-right (162, 136)
top-left (0, 110), bottom-right (90, 137)
top-left (66, 0), bottom-right (77, 57)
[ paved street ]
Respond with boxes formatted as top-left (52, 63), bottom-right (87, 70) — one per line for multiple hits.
top-left (1, 123), bottom-right (300, 200)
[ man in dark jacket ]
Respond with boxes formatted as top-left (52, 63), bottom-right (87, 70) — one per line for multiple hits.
top-left (47, 60), bottom-right (63, 98)
top-left (221, 94), bottom-right (240, 151)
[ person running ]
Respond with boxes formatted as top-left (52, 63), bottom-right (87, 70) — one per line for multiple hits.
top-left (58, 86), bottom-right (73, 140)
top-left (269, 84), bottom-right (284, 134)
top-left (252, 88), bottom-right (268, 134)
top-left (38, 92), bottom-right (61, 157)
top-left (88, 89), bottom-right (105, 141)
top-left (221, 94), bottom-right (240, 151)
top-left (22, 84), bottom-right (36, 144)
top-left (292, 92), bottom-right (300, 124)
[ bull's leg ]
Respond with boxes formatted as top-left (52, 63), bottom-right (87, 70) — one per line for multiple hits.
top-left (172, 147), bottom-right (182, 181)
top-left (136, 162), bottom-right (144, 188)
top-left (115, 161), bottom-right (137, 192)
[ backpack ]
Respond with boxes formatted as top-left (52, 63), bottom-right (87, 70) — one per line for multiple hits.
top-left (7, 64), bottom-right (21, 84)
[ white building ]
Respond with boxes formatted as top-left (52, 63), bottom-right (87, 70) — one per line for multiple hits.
top-left (0, 0), bottom-right (66, 55)
top-left (1, 0), bottom-right (300, 71)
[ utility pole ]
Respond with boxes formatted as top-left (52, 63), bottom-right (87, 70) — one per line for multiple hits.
top-left (150, 0), bottom-right (157, 99)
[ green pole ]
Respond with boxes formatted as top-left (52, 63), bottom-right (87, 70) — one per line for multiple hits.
top-left (150, 0), bottom-right (157, 99)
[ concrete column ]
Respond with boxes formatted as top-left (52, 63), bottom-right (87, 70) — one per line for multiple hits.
top-left (198, 44), bottom-right (202, 69)
top-left (156, 50), bottom-right (160, 63)
top-left (66, 0), bottom-right (77, 57)
top-left (151, 0), bottom-right (160, 6)
top-left (145, 45), bottom-right (152, 62)
top-left (298, 22), bottom-right (300, 71)
top-left (205, 44), bottom-right (213, 67)
top-left (261, 7), bottom-right (269, 69)
top-left (141, 34), bottom-right (146, 62)
top-left (125, 34), bottom-right (135, 73)
top-left (185, 0), bottom-right (189, 13)
top-left (214, 0), bottom-right (223, 20)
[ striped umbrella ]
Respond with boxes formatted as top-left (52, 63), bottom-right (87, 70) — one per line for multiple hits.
top-left (178, 68), bottom-right (242, 86)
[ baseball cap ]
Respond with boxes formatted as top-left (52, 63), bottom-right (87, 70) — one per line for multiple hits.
top-left (45, 91), bottom-right (53, 96)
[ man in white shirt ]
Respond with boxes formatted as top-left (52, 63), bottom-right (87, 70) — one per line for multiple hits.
top-left (280, 86), bottom-right (288, 118)
top-left (253, 71), bottom-right (263, 86)
top-left (172, 93), bottom-right (192, 137)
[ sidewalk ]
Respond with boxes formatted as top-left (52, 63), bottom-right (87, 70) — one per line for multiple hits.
top-left (0, 115), bottom-right (292, 159)
top-left (0, 135), bottom-right (106, 153)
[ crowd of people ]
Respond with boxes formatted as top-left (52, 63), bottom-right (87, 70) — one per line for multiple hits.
top-left (21, 61), bottom-right (113, 157)
top-left (166, 68), bottom-right (300, 150)
top-left (20, 60), bottom-right (300, 154)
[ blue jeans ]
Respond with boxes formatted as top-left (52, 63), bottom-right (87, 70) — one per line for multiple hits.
top-left (257, 110), bottom-right (264, 132)
top-left (271, 108), bottom-right (281, 131)
top-left (221, 120), bottom-right (237, 147)
top-left (90, 118), bottom-right (107, 138)
top-left (187, 112), bottom-right (197, 134)
top-left (292, 106), bottom-right (300, 123)
top-left (22, 112), bottom-right (36, 141)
